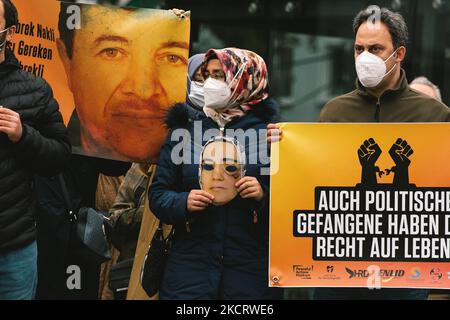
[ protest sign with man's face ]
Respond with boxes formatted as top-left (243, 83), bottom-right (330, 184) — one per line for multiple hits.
top-left (57, 3), bottom-right (190, 162)
top-left (10, 0), bottom-right (190, 163)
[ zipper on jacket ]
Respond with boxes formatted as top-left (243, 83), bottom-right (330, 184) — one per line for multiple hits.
top-left (186, 221), bottom-right (191, 233)
top-left (374, 99), bottom-right (381, 122)
top-left (253, 210), bottom-right (258, 224)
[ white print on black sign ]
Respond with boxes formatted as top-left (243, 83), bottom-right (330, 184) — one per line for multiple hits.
top-left (176, 304), bottom-right (275, 317)
top-left (294, 138), bottom-right (450, 263)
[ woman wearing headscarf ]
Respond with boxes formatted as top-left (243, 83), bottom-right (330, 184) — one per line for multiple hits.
top-left (149, 48), bottom-right (280, 299)
top-left (109, 54), bottom-right (207, 300)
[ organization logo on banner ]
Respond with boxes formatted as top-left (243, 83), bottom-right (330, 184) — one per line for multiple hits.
top-left (345, 268), bottom-right (370, 279)
top-left (318, 265), bottom-right (341, 280)
top-left (409, 268), bottom-right (422, 280)
top-left (430, 268), bottom-right (443, 281)
top-left (447, 272), bottom-right (450, 280)
top-left (345, 268), bottom-right (404, 280)
top-left (293, 265), bottom-right (314, 279)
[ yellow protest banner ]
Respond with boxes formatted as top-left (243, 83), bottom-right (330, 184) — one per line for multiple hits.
top-left (270, 123), bottom-right (450, 289)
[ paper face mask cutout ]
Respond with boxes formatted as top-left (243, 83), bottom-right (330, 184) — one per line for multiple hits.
top-left (199, 136), bottom-right (246, 206)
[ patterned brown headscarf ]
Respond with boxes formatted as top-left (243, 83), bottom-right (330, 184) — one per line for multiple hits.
top-left (202, 48), bottom-right (269, 126)
top-left (204, 47), bottom-right (269, 108)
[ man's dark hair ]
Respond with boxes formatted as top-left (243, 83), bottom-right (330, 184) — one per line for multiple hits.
top-left (58, 2), bottom-right (134, 59)
top-left (353, 7), bottom-right (408, 49)
top-left (58, 2), bottom-right (78, 59)
top-left (1, 0), bottom-right (18, 28)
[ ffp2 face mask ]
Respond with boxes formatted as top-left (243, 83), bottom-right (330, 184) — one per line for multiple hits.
top-left (355, 49), bottom-right (398, 88)
top-left (203, 78), bottom-right (232, 110)
top-left (203, 63), bottom-right (246, 110)
top-left (0, 28), bottom-right (10, 53)
top-left (188, 81), bottom-right (205, 109)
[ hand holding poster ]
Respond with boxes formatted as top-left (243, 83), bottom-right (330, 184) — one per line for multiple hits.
top-left (270, 123), bottom-right (450, 289)
top-left (12, 0), bottom-right (190, 163)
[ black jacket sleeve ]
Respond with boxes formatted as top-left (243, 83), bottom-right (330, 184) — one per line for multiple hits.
top-left (13, 80), bottom-right (71, 176)
top-left (149, 133), bottom-right (189, 225)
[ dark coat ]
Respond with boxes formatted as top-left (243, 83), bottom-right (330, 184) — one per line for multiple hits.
top-left (0, 49), bottom-right (71, 253)
top-left (320, 69), bottom-right (450, 122)
top-left (34, 155), bottom-right (130, 300)
top-left (149, 99), bottom-right (282, 299)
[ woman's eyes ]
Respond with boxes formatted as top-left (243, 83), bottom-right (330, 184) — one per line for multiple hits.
top-left (202, 164), bottom-right (214, 171)
top-left (225, 165), bottom-right (238, 173)
top-left (201, 163), bottom-right (239, 173)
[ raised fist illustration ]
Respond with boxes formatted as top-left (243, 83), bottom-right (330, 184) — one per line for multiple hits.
top-left (389, 138), bottom-right (413, 187)
top-left (358, 138), bottom-right (382, 169)
top-left (389, 138), bottom-right (413, 168)
top-left (357, 138), bottom-right (382, 187)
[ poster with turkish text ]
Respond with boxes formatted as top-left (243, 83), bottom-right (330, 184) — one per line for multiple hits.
top-left (11, 0), bottom-right (190, 162)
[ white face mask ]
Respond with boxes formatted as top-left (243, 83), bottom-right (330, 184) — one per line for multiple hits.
top-left (203, 63), bottom-right (246, 110)
top-left (0, 28), bottom-right (10, 53)
top-left (355, 50), bottom-right (398, 88)
top-left (188, 81), bottom-right (205, 109)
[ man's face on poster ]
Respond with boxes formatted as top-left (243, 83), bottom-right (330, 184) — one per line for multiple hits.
top-left (58, 6), bottom-right (189, 162)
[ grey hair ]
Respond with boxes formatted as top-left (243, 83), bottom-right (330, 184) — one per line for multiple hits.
top-left (411, 76), bottom-right (442, 102)
top-left (353, 7), bottom-right (409, 49)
